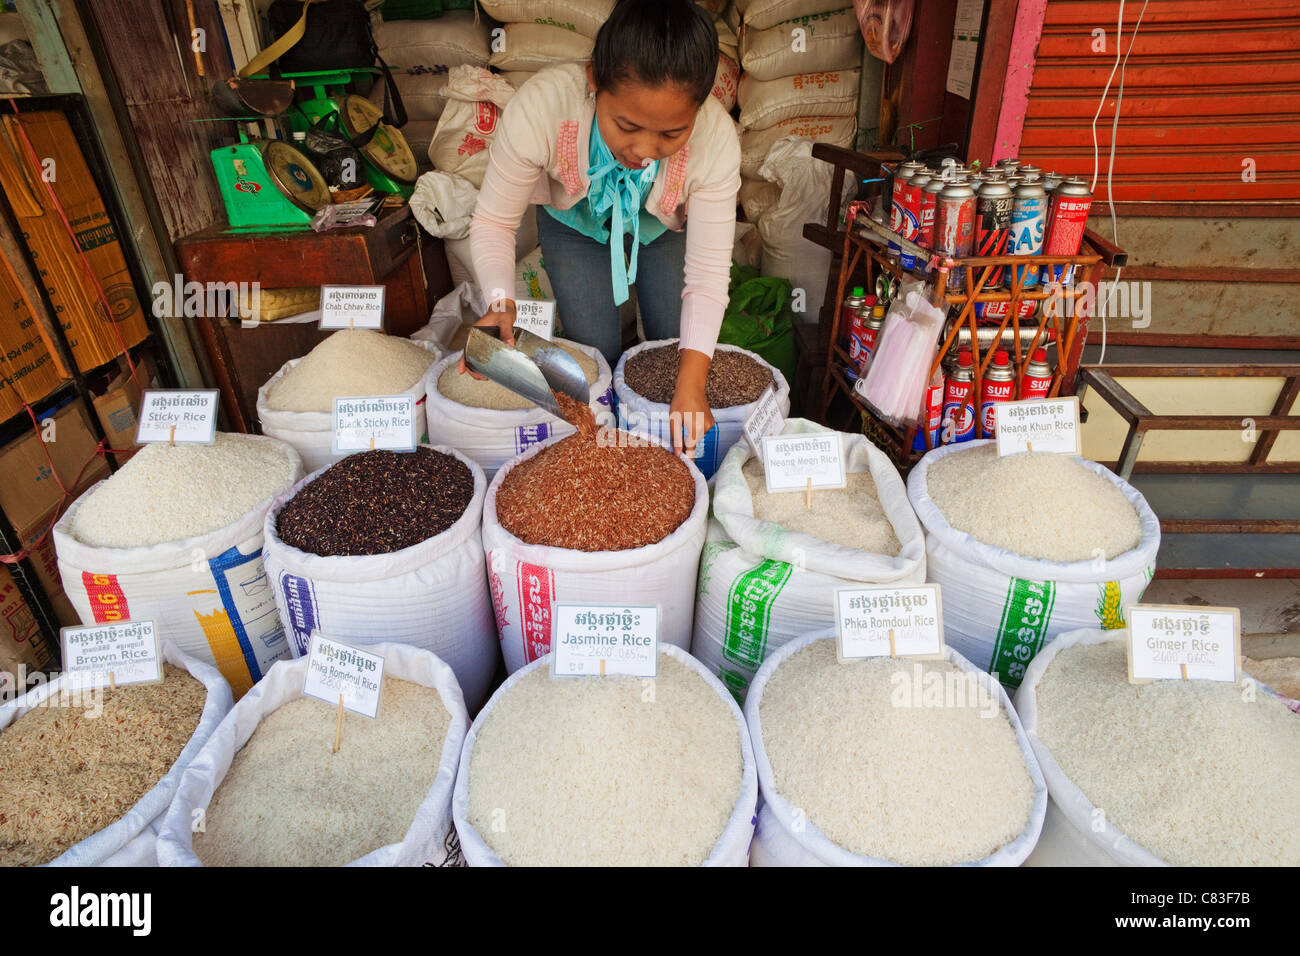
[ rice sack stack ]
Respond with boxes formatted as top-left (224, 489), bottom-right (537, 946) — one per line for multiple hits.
top-left (0, 644), bottom-right (231, 866)
top-left (906, 441), bottom-right (1160, 690)
top-left (483, 426), bottom-right (708, 674)
top-left (425, 337), bottom-right (612, 479)
top-left (257, 330), bottom-right (440, 473)
top-left (261, 446), bottom-right (498, 711)
top-left (1015, 629), bottom-right (1300, 867)
top-left (693, 418), bottom-right (925, 702)
top-left (744, 632), bottom-right (1047, 866)
top-left (453, 644), bottom-right (757, 865)
top-left (614, 339), bottom-right (789, 479)
top-left (53, 435), bottom-right (302, 696)
top-left (158, 644), bottom-right (469, 867)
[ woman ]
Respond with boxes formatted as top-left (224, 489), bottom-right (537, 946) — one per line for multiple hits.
top-left (465, 0), bottom-right (739, 454)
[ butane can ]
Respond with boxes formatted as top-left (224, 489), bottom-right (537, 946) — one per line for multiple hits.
top-left (1042, 171), bottom-right (1064, 195)
top-left (842, 286), bottom-right (868, 351)
top-left (888, 161), bottom-right (925, 260)
top-left (975, 299), bottom-right (1038, 321)
top-left (1042, 177), bottom-right (1093, 285)
top-left (1017, 164), bottom-right (1043, 180)
top-left (900, 169), bottom-right (931, 269)
top-left (974, 178), bottom-right (1013, 289)
top-left (941, 349), bottom-right (976, 444)
top-left (911, 366), bottom-right (946, 452)
top-left (995, 158), bottom-right (1020, 174)
top-left (1009, 177), bottom-right (1048, 289)
top-left (857, 305), bottom-right (887, 372)
top-left (935, 181), bottom-right (977, 291)
top-left (979, 349), bottom-right (1016, 439)
top-left (918, 176), bottom-right (945, 250)
top-left (1020, 347), bottom-right (1054, 400)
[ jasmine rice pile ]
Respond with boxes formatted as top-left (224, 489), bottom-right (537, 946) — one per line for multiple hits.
top-left (265, 329), bottom-right (435, 413)
top-left (466, 654), bottom-right (742, 866)
top-left (438, 339), bottom-right (599, 410)
top-left (926, 445), bottom-right (1141, 562)
top-left (742, 459), bottom-right (900, 555)
top-left (194, 678), bottom-right (450, 867)
top-left (759, 641), bottom-right (1034, 865)
top-left (69, 434), bottom-right (295, 548)
top-left (1033, 639), bottom-right (1300, 866)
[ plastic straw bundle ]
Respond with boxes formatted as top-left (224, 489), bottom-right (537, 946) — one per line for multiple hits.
top-left (858, 288), bottom-right (945, 427)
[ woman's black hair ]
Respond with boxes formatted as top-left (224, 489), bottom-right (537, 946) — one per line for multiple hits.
top-left (591, 0), bottom-right (719, 105)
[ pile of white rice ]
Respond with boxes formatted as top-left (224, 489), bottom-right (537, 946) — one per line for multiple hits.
top-left (194, 678), bottom-right (451, 867)
top-left (742, 459), bottom-right (900, 555)
top-left (265, 330), bottom-right (435, 413)
top-left (438, 339), bottom-right (599, 410)
top-left (465, 654), bottom-right (742, 866)
top-left (926, 445), bottom-right (1142, 562)
top-left (69, 434), bottom-right (295, 548)
top-left (1033, 639), bottom-right (1300, 866)
top-left (759, 640), bottom-right (1035, 865)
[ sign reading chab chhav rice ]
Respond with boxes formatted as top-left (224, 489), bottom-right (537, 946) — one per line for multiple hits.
top-left (60, 620), bottom-right (162, 690)
top-left (742, 386), bottom-right (784, 460)
top-left (1127, 604), bottom-right (1240, 684)
top-left (319, 285), bottom-right (385, 330)
top-left (551, 605), bottom-right (658, 678)
top-left (332, 394), bottom-right (417, 454)
top-left (303, 634), bottom-right (385, 718)
top-left (995, 397), bottom-right (1080, 456)
top-left (513, 299), bottom-right (556, 341)
top-left (136, 390), bottom-right (219, 445)
top-left (762, 433), bottom-right (845, 492)
top-left (835, 585), bottom-right (945, 660)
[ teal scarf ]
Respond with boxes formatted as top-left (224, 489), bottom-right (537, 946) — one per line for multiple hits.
top-left (586, 124), bottom-right (659, 306)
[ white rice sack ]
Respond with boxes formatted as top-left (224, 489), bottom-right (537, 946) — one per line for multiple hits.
top-left (498, 70), bottom-right (536, 91)
top-left (0, 642), bottom-right (231, 866)
top-left (401, 120), bottom-right (437, 173)
top-left (373, 11), bottom-right (491, 71)
top-left (740, 114), bottom-right (856, 177)
top-left (428, 66), bottom-right (515, 187)
top-left (444, 206), bottom-right (540, 289)
top-left (488, 23), bottom-right (594, 73)
top-left (740, 0), bottom-right (845, 30)
top-left (368, 70), bottom-right (449, 122)
top-left (740, 7), bottom-right (862, 81)
top-left (410, 169), bottom-right (479, 239)
top-left (712, 52), bottom-right (740, 111)
top-left (739, 175), bottom-right (782, 222)
top-left (715, 11), bottom-right (739, 61)
top-left (157, 643), bottom-right (469, 867)
top-left (1016, 629), bottom-right (1300, 867)
top-left (478, 0), bottom-right (614, 38)
top-left (907, 440), bottom-right (1161, 690)
top-left (738, 69), bottom-right (859, 131)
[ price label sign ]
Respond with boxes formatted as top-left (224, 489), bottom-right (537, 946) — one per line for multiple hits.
top-left (60, 620), bottom-right (162, 690)
top-left (551, 605), bottom-right (659, 678)
top-left (332, 395), bottom-right (418, 454)
top-left (1127, 604), bottom-right (1240, 684)
top-left (136, 390), bottom-right (219, 445)
top-left (302, 633), bottom-right (385, 718)
top-left (742, 385), bottom-right (784, 459)
top-left (835, 585), bottom-right (945, 660)
top-left (319, 285), bottom-right (385, 330)
top-left (761, 433), bottom-right (846, 493)
top-left (995, 397), bottom-right (1081, 456)
top-left (513, 299), bottom-right (556, 341)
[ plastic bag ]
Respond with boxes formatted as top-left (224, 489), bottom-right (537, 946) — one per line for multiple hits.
top-left (718, 264), bottom-right (796, 385)
top-left (857, 285), bottom-right (944, 427)
top-left (855, 0), bottom-right (914, 64)
top-left (409, 170), bottom-right (479, 238)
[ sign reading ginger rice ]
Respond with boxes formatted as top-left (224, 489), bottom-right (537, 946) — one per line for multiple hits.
top-left (1126, 604), bottom-right (1240, 684)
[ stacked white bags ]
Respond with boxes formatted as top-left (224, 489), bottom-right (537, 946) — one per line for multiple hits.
top-left (482, 0), bottom-right (606, 79)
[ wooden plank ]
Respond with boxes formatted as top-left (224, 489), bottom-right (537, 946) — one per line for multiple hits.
top-left (1155, 568), bottom-right (1300, 579)
top-left (965, 0), bottom-right (1020, 165)
top-left (1022, 118), bottom-right (1300, 149)
top-left (1038, 26), bottom-right (1300, 57)
top-left (1078, 368), bottom-right (1153, 424)
top-left (1097, 365), bottom-right (1300, 378)
top-left (1098, 265), bottom-right (1300, 283)
top-left (15, 1), bottom-right (81, 94)
top-left (1105, 201), bottom-right (1300, 217)
top-left (990, 0), bottom-right (1050, 161)
top-left (1161, 519), bottom-right (1300, 535)
top-left (1251, 376), bottom-right (1300, 466)
top-left (1103, 331), bottom-right (1300, 349)
top-left (1043, 0), bottom-right (1295, 25)
top-left (1139, 415), bottom-right (1296, 431)
top-left (1099, 461), bottom-right (1300, 475)
top-left (1024, 88), bottom-right (1300, 119)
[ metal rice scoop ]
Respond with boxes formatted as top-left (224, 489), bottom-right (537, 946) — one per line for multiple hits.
top-left (464, 328), bottom-right (589, 420)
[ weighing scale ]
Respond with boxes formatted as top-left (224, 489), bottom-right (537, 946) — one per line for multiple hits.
top-left (210, 129), bottom-right (332, 231)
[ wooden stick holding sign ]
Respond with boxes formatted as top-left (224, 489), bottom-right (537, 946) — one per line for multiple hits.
top-left (333, 694), bottom-right (344, 754)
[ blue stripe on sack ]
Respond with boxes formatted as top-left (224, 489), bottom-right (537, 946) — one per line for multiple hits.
top-left (515, 422), bottom-right (551, 454)
top-left (278, 571), bottom-right (319, 656)
top-left (207, 545), bottom-right (267, 682)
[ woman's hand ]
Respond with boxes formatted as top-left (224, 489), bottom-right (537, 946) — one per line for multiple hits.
top-left (458, 299), bottom-right (518, 376)
top-left (670, 349), bottom-right (715, 457)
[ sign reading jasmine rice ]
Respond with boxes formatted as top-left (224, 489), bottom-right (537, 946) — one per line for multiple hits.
top-left (60, 620), bottom-right (162, 690)
top-left (1126, 604), bottom-right (1240, 684)
top-left (332, 394), bottom-right (418, 454)
top-left (742, 386), bottom-right (785, 460)
top-left (303, 633), bottom-right (385, 718)
top-left (762, 433), bottom-right (846, 493)
top-left (835, 585), bottom-right (945, 660)
top-left (995, 398), bottom-right (1080, 456)
top-left (551, 605), bottom-right (659, 678)
top-left (513, 299), bottom-right (556, 340)
top-left (136, 390), bottom-right (219, 444)
top-left (319, 285), bottom-right (385, 329)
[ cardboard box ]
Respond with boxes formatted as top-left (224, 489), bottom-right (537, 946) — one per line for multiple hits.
top-left (0, 562), bottom-right (56, 678)
top-left (17, 499), bottom-right (101, 630)
top-left (92, 359), bottom-right (153, 464)
top-left (0, 111), bottom-right (149, 373)
top-left (0, 228), bottom-right (67, 421)
top-left (0, 397), bottom-right (103, 537)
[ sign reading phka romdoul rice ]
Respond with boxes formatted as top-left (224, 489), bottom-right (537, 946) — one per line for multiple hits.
top-left (60, 620), bottom-right (162, 690)
top-left (995, 397), bottom-right (1081, 456)
top-left (136, 390), bottom-right (219, 444)
top-left (332, 394), bottom-right (418, 454)
top-left (551, 605), bottom-right (659, 678)
top-left (762, 433), bottom-right (846, 492)
top-left (1126, 604), bottom-right (1240, 684)
top-left (835, 585), bottom-right (945, 660)
top-left (303, 633), bottom-right (385, 718)
top-left (513, 299), bottom-right (556, 341)
top-left (742, 385), bottom-right (784, 460)
top-left (319, 285), bottom-right (385, 330)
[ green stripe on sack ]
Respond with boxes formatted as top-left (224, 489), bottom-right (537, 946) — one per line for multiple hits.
top-left (722, 558), bottom-right (792, 668)
top-left (990, 577), bottom-right (1056, 689)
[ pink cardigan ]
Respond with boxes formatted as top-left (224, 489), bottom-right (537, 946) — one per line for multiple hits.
top-left (469, 64), bottom-right (741, 357)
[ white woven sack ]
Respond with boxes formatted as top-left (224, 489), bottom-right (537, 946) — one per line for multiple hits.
top-left (613, 338), bottom-right (790, 480)
top-left (428, 67), bottom-right (515, 186)
top-left (744, 629), bottom-right (1048, 866)
top-left (740, 0), bottom-right (845, 30)
top-left (715, 13), bottom-right (739, 61)
top-left (712, 53), bottom-right (740, 111)
top-left (482, 431), bottom-right (709, 673)
top-left (906, 440), bottom-right (1160, 691)
top-left (692, 419), bottom-right (925, 701)
top-left (444, 207), bottom-right (540, 288)
top-left (410, 170), bottom-right (478, 238)
top-left (425, 339), bottom-right (612, 480)
top-left (478, 0), bottom-right (614, 38)
top-left (738, 69), bottom-right (859, 131)
top-left (488, 23), bottom-right (594, 72)
top-left (452, 643), bottom-right (758, 866)
top-left (740, 7), bottom-right (862, 81)
top-left (368, 70), bottom-right (449, 122)
top-left (256, 339), bottom-right (440, 475)
top-left (0, 641), bottom-right (232, 866)
top-left (260, 446), bottom-right (499, 712)
top-left (739, 175), bottom-right (782, 222)
top-left (373, 11), bottom-right (491, 71)
top-left (740, 114), bottom-right (855, 177)
top-left (402, 120), bottom-right (437, 172)
top-left (52, 438), bottom-right (303, 697)
top-left (498, 70), bottom-right (536, 91)
top-left (157, 642), bottom-right (469, 867)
